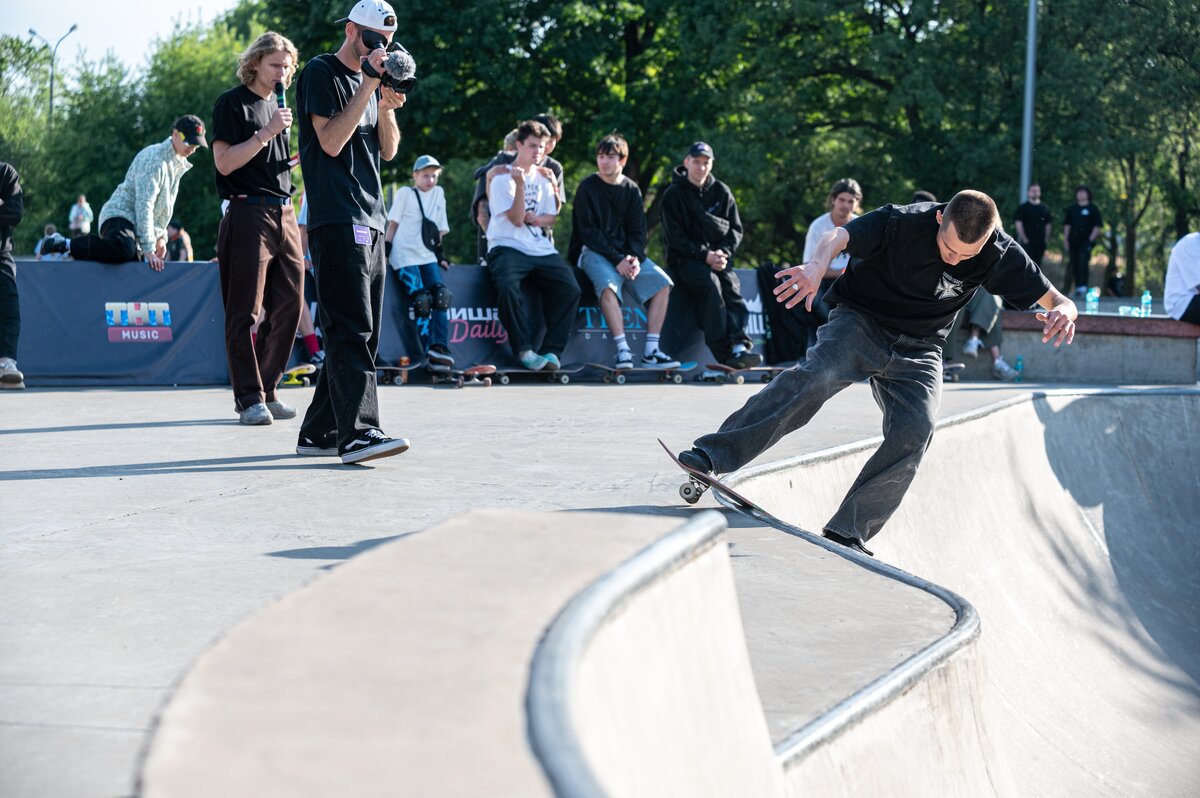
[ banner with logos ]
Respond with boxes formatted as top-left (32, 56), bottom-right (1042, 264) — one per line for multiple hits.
top-left (16, 260), bottom-right (766, 385)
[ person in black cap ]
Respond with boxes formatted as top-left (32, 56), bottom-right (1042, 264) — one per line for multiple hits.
top-left (41, 116), bottom-right (207, 270)
top-left (211, 31), bottom-right (306, 427)
top-left (294, 0), bottom-right (411, 465)
top-left (659, 141), bottom-right (761, 368)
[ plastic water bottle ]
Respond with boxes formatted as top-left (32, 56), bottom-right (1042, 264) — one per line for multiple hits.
top-left (1140, 290), bottom-right (1152, 318)
top-left (1085, 287), bottom-right (1099, 315)
top-left (1014, 355), bottom-right (1024, 382)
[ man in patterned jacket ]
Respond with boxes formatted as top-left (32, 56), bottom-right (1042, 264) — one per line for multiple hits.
top-left (41, 116), bottom-right (207, 271)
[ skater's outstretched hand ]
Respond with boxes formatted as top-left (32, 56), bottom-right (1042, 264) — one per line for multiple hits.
top-left (773, 262), bottom-right (825, 310)
top-left (1034, 288), bottom-right (1078, 347)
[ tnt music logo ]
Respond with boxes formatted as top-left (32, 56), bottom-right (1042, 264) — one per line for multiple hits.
top-left (105, 301), bottom-right (174, 343)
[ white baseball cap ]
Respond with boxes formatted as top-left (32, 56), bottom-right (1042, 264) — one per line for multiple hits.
top-left (336, 0), bottom-right (398, 32)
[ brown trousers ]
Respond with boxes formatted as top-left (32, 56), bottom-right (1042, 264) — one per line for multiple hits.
top-left (216, 203), bottom-right (305, 410)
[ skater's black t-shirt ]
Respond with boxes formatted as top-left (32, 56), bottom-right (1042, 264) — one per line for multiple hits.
top-left (211, 84), bottom-right (293, 200)
top-left (297, 54), bottom-right (385, 232)
top-left (826, 202), bottom-right (1052, 342)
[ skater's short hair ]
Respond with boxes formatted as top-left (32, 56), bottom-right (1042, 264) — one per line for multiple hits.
top-left (596, 134), bottom-right (628, 159)
top-left (516, 120), bottom-right (552, 144)
top-left (943, 190), bottom-right (999, 244)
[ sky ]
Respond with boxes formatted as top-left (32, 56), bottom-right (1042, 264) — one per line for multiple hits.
top-left (3, 0), bottom-right (242, 77)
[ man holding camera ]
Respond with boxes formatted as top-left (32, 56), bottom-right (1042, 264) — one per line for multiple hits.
top-left (295, 0), bottom-right (411, 465)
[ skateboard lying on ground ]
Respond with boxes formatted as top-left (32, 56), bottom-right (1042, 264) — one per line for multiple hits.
top-left (279, 363), bottom-right (317, 387)
top-left (658, 438), bottom-right (764, 513)
top-left (588, 361), bottom-right (698, 385)
top-left (698, 361), bottom-right (797, 385)
top-left (942, 362), bottom-right (966, 383)
top-left (430, 364), bottom-right (497, 388)
top-left (378, 360), bottom-right (423, 385)
top-left (494, 363), bottom-right (586, 385)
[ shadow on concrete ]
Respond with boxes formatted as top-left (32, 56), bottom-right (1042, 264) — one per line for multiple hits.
top-left (265, 534), bottom-right (413, 568)
top-left (560, 504), bottom-right (764, 530)
top-left (0, 419), bottom-right (232, 436)
top-left (0, 454), bottom-right (343, 481)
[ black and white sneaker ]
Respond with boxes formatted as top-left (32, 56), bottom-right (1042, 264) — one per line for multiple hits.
top-left (296, 432), bottom-right (338, 456)
top-left (725, 351), bottom-right (763, 369)
top-left (641, 350), bottom-right (681, 370)
top-left (427, 344), bottom-right (454, 372)
top-left (823, 529), bottom-right (874, 557)
top-left (340, 429), bottom-right (410, 464)
top-left (615, 349), bottom-right (634, 370)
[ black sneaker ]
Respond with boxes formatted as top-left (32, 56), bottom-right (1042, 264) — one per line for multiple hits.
top-left (678, 447), bottom-right (713, 475)
top-left (340, 429), bottom-right (410, 464)
top-left (307, 350), bottom-right (326, 368)
top-left (725, 351), bottom-right (763, 369)
top-left (823, 529), bottom-right (874, 557)
top-left (427, 344), bottom-right (454, 372)
top-left (296, 432), bottom-right (338, 456)
top-left (42, 233), bottom-right (70, 255)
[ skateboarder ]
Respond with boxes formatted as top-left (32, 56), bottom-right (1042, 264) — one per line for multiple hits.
top-left (676, 190), bottom-right (1077, 555)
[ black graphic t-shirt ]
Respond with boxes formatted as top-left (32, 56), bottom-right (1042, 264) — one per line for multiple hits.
top-left (1014, 201), bottom-right (1053, 247)
top-left (297, 53), bottom-right (384, 232)
top-left (1063, 203), bottom-right (1102, 246)
top-left (826, 202), bottom-right (1052, 342)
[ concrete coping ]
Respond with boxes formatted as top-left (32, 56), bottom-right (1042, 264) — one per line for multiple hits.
top-left (1003, 308), bottom-right (1200, 338)
top-left (526, 510), bottom-right (727, 798)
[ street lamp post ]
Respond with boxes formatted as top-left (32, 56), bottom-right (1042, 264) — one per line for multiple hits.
top-left (28, 24), bottom-right (78, 132)
top-left (1019, 0), bottom-right (1038, 204)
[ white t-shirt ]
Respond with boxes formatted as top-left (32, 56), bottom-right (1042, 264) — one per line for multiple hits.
top-left (1164, 232), bottom-right (1200, 319)
top-left (803, 211), bottom-right (857, 276)
top-left (386, 185), bottom-right (449, 269)
top-left (486, 167), bottom-right (559, 257)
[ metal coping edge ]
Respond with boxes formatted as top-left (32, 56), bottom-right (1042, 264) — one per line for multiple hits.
top-left (526, 510), bottom-right (728, 798)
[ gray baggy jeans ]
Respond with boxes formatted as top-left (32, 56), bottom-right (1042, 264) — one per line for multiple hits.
top-left (695, 305), bottom-right (943, 543)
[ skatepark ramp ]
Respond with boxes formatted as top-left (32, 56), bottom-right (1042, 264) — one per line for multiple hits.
top-left (723, 389), bottom-right (1200, 796)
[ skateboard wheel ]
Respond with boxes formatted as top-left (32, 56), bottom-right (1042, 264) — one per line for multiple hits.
top-left (499, 374), bottom-right (510, 385)
top-left (603, 374), bottom-right (612, 383)
top-left (302, 377), bottom-right (311, 387)
top-left (559, 375), bottom-right (570, 385)
top-left (482, 377), bottom-right (492, 387)
top-left (734, 375), bottom-right (745, 385)
top-left (671, 374), bottom-right (683, 384)
top-left (679, 482), bottom-right (702, 504)
top-left (455, 377), bottom-right (465, 388)
top-left (615, 374), bottom-right (626, 385)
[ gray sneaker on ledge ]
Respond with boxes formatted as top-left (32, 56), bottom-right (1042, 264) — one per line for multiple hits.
top-left (266, 400), bottom-right (297, 419)
top-left (0, 357), bottom-right (25, 389)
top-left (238, 403), bottom-right (273, 425)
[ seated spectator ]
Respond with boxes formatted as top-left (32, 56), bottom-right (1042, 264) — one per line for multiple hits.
top-left (797, 178), bottom-right (863, 346)
top-left (295, 192), bottom-right (325, 366)
top-left (165, 220), bottom-right (193, 261)
top-left (40, 116), bottom-right (207, 271)
top-left (485, 119), bottom-right (580, 371)
top-left (68, 194), bottom-right (93, 237)
top-left (659, 141), bottom-right (760, 368)
top-left (34, 224), bottom-right (69, 261)
top-left (568, 133), bottom-right (678, 370)
top-left (469, 129), bottom-right (518, 263)
top-left (385, 154), bottom-right (454, 371)
top-left (1164, 232), bottom-right (1200, 324)
top-left (954, 288), bottom-right (1020, 381)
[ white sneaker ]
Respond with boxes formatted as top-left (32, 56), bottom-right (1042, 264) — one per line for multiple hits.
top-left (992, 358), bottom-right (1019, 382)
top-left (238, 403), bottom-right (273, 425)
top-left (0, 357), bottom-right (24, 389)
top-left (962, 337), bottom-right (983, 359)
top-left (266, 400), bottom-right (297, 419)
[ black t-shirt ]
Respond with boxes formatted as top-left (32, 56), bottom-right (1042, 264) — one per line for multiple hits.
top-left (211, 85), bottom-right (293, 200)
top-left (567, 174), bottom-right (647, 265)
top-left (826, 202), bottom-right (1052, 341)
top-left (1063, 203), bottom-right (1102, 245)
top-left (1014, 201), bottom-right (1052, 246)
top-left (297, 54), bottom-right (384, 232)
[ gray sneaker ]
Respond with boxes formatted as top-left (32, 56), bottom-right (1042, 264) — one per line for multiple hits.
top-left (238, 403), bottom-right (273, 425)
top-left (992, 358), bottom-right (1019, 382)
top-left (0, 357), bottom-right (25, 389)
top-left (266, 400), bottom-right (297, 419)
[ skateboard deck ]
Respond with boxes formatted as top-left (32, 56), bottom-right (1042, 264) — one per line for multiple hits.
top-left (700, 362), bottom-right (797, 384)
top-left (431, 364), bottom-right (497, 388)
top-left (378, 360), bottom-right (424, 385)
top-left (658, 438), bottom-right (764, 513)
top-left (280, 363), bottom-right (317, 387)
top-left (588, 361), bottom-right (698, 385)
top-left (942, 361), bottom-right (966, 382)
top-left (494, 363), bottom-right (585, 385)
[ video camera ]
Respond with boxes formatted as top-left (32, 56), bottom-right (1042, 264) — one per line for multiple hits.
top-left (360, 30), bottom-right (417, 94)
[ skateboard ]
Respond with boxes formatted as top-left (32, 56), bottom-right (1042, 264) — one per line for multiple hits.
top-left (494, 363), bottom-right (586, 385)
top-left (431, 364), bottom-right (497, 388)
top-left (942, 362), bottom-right (966, 383)
top-left (588, 361), bottom-right (698, 385)
top-left (279, 363), bottom-right (317, 387)
top-left (378, 359), bottom-right (423, 385)
top-left (698, 361), bottom-right (797, 385)
top-left (658, 438), bottom-right (764, 513)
